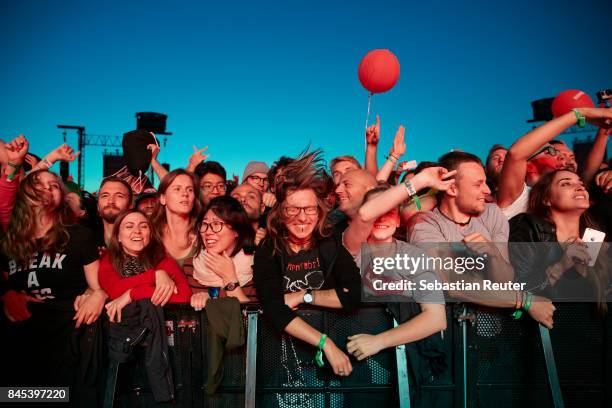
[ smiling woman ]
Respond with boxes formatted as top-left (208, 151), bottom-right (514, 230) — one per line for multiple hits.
top-left (98, 209), bottom-right (191, 323)
top-left (253, 150), bottom-right (361, 378)
top-left (509, 170), bottom-right (610, 310)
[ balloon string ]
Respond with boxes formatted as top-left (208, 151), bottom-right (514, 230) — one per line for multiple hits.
top-left (364, 93), bottom-right (372, 131)
top-left (364, 93), bottom-right (372, 152)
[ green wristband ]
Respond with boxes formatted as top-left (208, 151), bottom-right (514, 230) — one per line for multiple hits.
top-left (315, 333), bottom-right (327, 368)
top-left (572, 108), bottom-right (586, 128)
top-left (523, 292), bottom-right (532, 312)
top-left (413, 194), bottom-right (422, 211)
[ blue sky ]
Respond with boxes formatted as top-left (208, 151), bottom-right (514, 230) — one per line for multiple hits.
top-left (1, 0), bottom-right (610, 192)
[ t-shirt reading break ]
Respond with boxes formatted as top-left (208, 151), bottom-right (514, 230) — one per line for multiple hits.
top-left (283, 247), bottom-right (324, 293)
top-left (3, 225), bottom-right (99, 302)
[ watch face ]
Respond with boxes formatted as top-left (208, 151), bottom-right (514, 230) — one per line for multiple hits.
top-left (304, 293), bottom-right (313, 303)
top-left (225, 282), bottom-right (239, 291)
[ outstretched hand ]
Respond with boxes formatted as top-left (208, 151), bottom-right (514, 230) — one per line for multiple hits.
top-left (390, 125), bottom-right (406, 158)
top-left (48, 143), bottom-right (80, 163)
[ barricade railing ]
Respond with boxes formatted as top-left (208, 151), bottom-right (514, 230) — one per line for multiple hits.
top-left (109, 302), bottom-right (610, 408)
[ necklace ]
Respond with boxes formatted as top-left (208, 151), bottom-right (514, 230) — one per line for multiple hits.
top-left (438, 207), bottom-right (471, 226)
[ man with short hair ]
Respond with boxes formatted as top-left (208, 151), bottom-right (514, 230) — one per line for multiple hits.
top-left (242, 161), bottom-right (270, 193)
top-left (194, 161), bottom-right (227, 205)
top-left (330, 155), bottom-right (361, 185)
top-left (549, 140), bottom-right (577, 172)
top-left (409, 151), bottom-right (514, 282)
top-left (97, 177), bottom-right (133, 246)
top-left (332, 169), bottom-right (377, 234)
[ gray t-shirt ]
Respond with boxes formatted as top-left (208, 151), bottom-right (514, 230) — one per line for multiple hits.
top-left (407, 203), bottom-right (509, 243)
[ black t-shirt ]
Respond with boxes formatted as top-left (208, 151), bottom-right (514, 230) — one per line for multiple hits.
top-left (1, 225), bottom-right (99, 302)
top-left (283, 247), bottom-right (325, 292)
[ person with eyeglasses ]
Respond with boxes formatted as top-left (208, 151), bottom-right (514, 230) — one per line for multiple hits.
top-left (253, 150), bottom-right (360, 378)
top-left (194, 161), bottom-right (228, 205)
top-left (497, 107), bottom-right (612, 220)
top-left (242, 161), bottom-right (270, 193)
top-left (189, 196), bottom-right (256, 311)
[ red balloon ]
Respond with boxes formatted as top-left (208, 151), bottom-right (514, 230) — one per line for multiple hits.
top-left (551, 89), bottom-right (594, 117)
top-left (358, 49), bottom-right (400, 94)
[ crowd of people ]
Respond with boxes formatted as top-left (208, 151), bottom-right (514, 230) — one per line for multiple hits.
top-left (0, 106), bottom-right (610, 404)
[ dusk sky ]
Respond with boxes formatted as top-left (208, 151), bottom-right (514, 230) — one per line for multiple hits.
top-left (1, 0), bottom-right (610, 192)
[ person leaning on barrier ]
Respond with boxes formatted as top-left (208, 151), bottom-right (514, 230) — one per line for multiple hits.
top-left (509, 170), bottom-right (610, 312)
top-left (98, 209), bottom-right (192, 322)
top-left (189, 196), bottom-right (257, 310)
top-left (253, 150), bottom-right (361, 377)
top-left (408, 151), bottom-right (556, 328)
top-left (341, 164), bottom-right (455, 359)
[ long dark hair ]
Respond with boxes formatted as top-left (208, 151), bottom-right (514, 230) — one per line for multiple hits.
top-left (107, 209), bottom-right (166, 274)
top-left (197, 196), bottom-right (254, 256)
top-left (267, 149), bottom-right (332, 255)
top-left (1, 170), bottom-right (75, 266)
top-left (150, 169), bottom-right (202, 238)
top-left (527, 169), bottom-right (597, 234)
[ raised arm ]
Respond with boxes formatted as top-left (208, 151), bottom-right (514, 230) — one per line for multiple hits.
top-left (147, 143), bottom-right (169, 180)
top-left (185, 145), bottom-right (209, 173)
top-left (581, 127), bottom-right (609, 186)
top-left (376, 125), bottom-right (405, 182)
top-left (498, 107), bottom-right (612, 208)
top-left (33, 143), bottom-right (80, 172)
top-left (343, 166), bottom-right (456, 255)
top-left (364, 115), bottom-right (380, 176)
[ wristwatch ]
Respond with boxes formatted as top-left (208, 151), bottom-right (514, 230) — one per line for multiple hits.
top-left (303, 289), bottom-right (314, 304)
top-left (223, 281), bottom-right (240, 291)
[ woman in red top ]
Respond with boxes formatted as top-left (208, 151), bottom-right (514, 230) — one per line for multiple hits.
top-left (99, 209), bottom-right (191, 322)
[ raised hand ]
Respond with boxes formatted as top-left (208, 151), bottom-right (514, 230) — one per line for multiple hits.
top-left (188, 145), bottom-right (209, 170)
top-left (147, 143), bottom-right (160, 162)
top-left (5, 134), bottom-right (29, 165)
top-left (390, 125), bottom-right (406, 158)
top-left (24, 154), bottom-right (39, 168)
top-left (581, 107), bottom-right (612, 129)
top-left (595, 170), bottom-right (612, 193)
top-left (47, 143), bottom-right (80, 163)
top-left (366, 115), bottom-right (381, 146)
top-left (412, 166), bottom-right (456, 191)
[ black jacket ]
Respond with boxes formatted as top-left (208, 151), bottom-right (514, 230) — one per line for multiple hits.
top-left (107, 299), bottom-right (174, 402)
top-left (253, 235), bottom-right (361, 332)
top-left (509, 213), bottom-right (600, 300)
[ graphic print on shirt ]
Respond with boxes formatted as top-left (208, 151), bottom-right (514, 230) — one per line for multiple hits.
top-left (7, 252), bottom-right (70, 300)
top-left (283, 248), bottom-right (324, 292)
top-left (1, 225), bottom-right (99, 302)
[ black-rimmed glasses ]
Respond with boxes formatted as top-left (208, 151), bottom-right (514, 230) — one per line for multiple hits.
top-left (283, 206), bottom-right (318, 217)
top-left (200, 221), bottom-right (228, 233)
